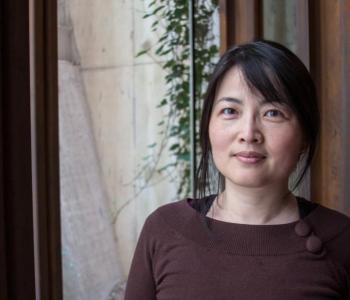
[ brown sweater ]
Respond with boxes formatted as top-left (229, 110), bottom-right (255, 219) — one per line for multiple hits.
top-left (124, 196), bottom-right (350, 299)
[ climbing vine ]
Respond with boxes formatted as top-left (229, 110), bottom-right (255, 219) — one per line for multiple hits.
top-left (135, 0), bottom-right (219, 199)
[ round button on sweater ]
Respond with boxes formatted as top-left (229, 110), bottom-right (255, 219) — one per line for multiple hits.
top-left (294, 219), bottom-right (312, 237)
top-left (306, 234), bottom-right (323, 253)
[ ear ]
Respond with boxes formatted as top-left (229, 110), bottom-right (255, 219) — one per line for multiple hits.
top-left (298, 143), bottom-right (309, 158)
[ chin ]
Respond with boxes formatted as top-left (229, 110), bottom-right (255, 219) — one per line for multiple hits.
top-left (235, 181), bottom-right (267, 188)
top-left (226, 175), bottom-right (270, 188)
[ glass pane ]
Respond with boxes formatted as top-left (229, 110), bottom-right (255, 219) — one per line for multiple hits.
top-left (58, 0), bottom-right (219, 299)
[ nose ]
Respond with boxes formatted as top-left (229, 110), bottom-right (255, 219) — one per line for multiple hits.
top-left (238, 116), bottom-right (263, 144)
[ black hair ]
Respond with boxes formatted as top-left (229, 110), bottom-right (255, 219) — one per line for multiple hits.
top-left (195, 40), bottom-right (320, 199)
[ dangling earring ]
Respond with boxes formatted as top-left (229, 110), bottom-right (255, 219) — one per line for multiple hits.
top-left (298, 151), bottom-right (304, 160)
top-left (298, 145), bottom-right (307, 160)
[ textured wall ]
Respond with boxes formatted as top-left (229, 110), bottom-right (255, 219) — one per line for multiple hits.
top-left (59, 1), bottom-right (178, 298)
top-left (59, 60), bottom-right (125, 300)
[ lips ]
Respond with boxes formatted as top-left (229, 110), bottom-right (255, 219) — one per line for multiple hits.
top-left (234, 151), bottom-right (266, 158)
top-left (233, 151), bottom-right (266, 164)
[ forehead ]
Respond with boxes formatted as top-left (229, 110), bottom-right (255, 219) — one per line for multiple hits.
top-left (218, 67), bottom-right (247, 89)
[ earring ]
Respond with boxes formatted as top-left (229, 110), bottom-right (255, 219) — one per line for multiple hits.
top-left (298, 150), bottom-right (305, 160)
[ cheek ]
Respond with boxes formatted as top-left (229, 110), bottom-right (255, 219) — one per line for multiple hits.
top-left (208, 122), bottom-right (232, 153)
top-left (267, 129), bottom-right (302, 163)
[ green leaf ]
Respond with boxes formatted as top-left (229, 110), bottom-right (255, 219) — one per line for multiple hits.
top-left (169, 143), bottom-right (179, 151)
top-left (155, 45), bottom-right (164, 55)
top-left (148, 0), bottom-right (156, 8)
top-left (152, 5), bottom-right (165, 15)
top-left (147, 143), bottom-right (157, 148)
top-left (151, 20), bottom-right (159, 28)
top-left (156, 98), bottom-right (167, 108)
top-left (159, 35), bottom-right (168, 42)
top-left (178, 153), bottom-right (190, 162)
top-left (157, 163), bottom-right (176, 173)
top-left (135, 49), bottom-right (148, 57)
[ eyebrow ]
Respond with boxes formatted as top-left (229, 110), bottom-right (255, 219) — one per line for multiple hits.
top-left (215, 96), bottom-right (271, 106)
top-left (216, 97), bottom-right (243, 105)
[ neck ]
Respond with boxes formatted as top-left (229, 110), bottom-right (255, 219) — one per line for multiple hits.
top-left (211, 181), bottom-right (299, 225)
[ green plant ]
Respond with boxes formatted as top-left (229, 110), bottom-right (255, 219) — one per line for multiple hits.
top-left (136, 0), bottom-right (219, 199)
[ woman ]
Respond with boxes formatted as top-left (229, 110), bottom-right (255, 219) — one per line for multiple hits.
top-left (124, 40), bottom-right (350, 299)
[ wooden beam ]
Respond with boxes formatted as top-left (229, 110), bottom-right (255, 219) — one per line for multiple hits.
top-left (343, 0), bottom-right (350, 215)
top-left (1, 0), bottom-right (36, 298)
top-left (30, 0), bottom-right (62, 298)
top-left (219, 0), bottom-right (233, 54)
top-left (219, 0), bottom-right (261, 53)
top-left (0, 1), bottom-right (7, 297)
top-left (233, 0), bottom-right (261, 45)
top-left (0, 22), bottom-right (8, 298)
top-left (309, 0), bottom-right (350, 215)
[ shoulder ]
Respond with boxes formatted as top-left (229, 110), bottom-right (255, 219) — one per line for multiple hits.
top-left (146, 198), bottom-right (189, 222)
top-left (307, 203), bottom-right (350, 270)
top-left (135, 198), bottom-right (203, 259)
top-left (141, 198), bottom-right (193, 235)
top-left (307, 203), bottom-right (350, 242)
top-left (152, 198), bottom-right (189, 216)
top-left (142, 197), bottom-right (208, 244)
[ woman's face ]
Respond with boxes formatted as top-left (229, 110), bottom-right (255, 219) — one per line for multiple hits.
top-left (209, 67), bottom-right (304, 189)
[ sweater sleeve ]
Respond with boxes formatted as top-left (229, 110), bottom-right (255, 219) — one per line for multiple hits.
top-left (124, 215), bottom-right (157, 300)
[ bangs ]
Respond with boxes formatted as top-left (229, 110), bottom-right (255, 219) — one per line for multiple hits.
top-left (238, 59), bottom-right (291, 108)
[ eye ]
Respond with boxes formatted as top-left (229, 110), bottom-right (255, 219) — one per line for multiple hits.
top-left (222, 107), bottom-right (238, 116)
top-left (264, 109), bottom-right (284, 118)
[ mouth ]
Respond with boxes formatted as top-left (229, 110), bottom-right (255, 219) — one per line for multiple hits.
top-left (233, 151), bottom-right (266, 164)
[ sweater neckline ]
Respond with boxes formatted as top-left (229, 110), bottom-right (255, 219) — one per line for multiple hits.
top-left (175, 196), bottom-right (321, 256)
top-left (199, 194), bottom-right (317, 223)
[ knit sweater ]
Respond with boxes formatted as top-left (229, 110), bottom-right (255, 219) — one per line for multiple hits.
top-left (124, 196), bottom-right (350, 299)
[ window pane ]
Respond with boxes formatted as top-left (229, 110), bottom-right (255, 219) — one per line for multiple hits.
top-left (58, 0), bottom-right (219, 299)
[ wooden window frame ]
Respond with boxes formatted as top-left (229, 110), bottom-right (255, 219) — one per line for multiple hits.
top-left (309, 0), bottom-right (350, 214)
top-left (219, 0), bottom-right (261, 53)
top-left (30, 0), bottom-right (62, 299)
top-left (1, 1), bottom-right (37, 299)
top-left (1, 0), bottom-right (61, 299)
